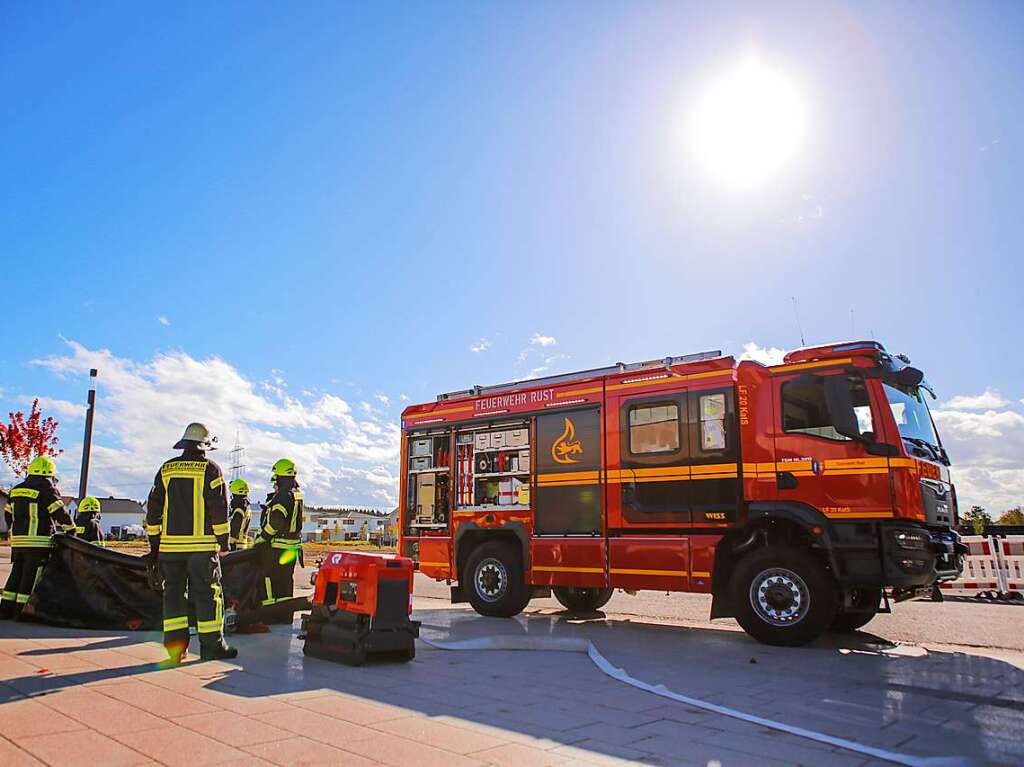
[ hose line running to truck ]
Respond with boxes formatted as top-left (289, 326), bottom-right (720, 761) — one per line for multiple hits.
top-left (419, 635), bottom-right (968, 767)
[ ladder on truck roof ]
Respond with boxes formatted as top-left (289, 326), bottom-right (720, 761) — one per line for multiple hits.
top-left (437, 350), bottom-right (723, 402)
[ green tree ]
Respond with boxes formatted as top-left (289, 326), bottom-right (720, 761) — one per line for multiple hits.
top-left (962, 505), bottom-right (992, 534)
top-left (997, 507), bottom-right (1024, 526)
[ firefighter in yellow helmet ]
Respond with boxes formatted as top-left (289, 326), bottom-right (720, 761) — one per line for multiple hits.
top-left (75, 496), bottom-right (105, 546)
top-left (145, 423), bottom-right (236, 662)
top-left (253, 459), bottom-right (303, 623)
top-left (228, 479), bottom-right (251, 551)
top-left (1, 456), bottom-right (76, 620)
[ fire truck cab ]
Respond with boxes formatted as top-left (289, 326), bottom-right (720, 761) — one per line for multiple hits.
top-left (399, 341), bottom-right (964, 646)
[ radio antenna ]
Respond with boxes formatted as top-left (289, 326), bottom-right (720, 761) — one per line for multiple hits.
top-left (791, 297), bottom-right (806, 347)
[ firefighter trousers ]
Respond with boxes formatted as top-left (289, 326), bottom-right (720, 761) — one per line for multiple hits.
top-left (262, 549), bottom-right (296, 607)
top-left (159, 553), bottom-right (225, 656)
top-left (0, 548), bottom-right (49, 619)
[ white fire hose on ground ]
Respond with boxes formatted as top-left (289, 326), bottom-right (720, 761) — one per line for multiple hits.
top-left (419, 634), bottom-right (970, 767)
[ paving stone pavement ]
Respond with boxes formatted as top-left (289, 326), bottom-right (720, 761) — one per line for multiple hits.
top-left (0, 599), bottom-right (1021, 766)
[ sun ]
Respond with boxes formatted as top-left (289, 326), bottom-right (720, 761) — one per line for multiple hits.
top-left (686, 54), bottom-right (807, 189)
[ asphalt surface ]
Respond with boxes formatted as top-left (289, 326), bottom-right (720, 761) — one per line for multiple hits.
top-left (409, 572), bottom-right (1024, 656)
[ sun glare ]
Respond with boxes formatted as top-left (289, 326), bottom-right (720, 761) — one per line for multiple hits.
top-left (687, 54), bottom-right (806, 189)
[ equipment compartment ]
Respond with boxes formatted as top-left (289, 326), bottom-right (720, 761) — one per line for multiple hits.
top-left (454, 420), bottom-right (533, 511)
top-left (403, 428), bottom-right (452, 534)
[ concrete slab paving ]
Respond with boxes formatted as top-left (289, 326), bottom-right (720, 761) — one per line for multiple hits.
top-left (0, 596), bottom-right (1021, 766)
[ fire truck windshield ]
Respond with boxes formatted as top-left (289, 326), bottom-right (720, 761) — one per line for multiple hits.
top-left (884, 382), bottom-right (941, 453)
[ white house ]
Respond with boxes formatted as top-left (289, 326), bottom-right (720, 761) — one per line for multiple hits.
top-left (66, 496), bottom-right (147, 538)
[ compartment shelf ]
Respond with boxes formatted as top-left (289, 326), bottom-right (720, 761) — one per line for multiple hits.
top-left (408, 467), bottom-right (450, 474)
top-left (473, 446), bottom-right (530, 454)
top-left (473, 471), bottom-right (531, 479)
top-left (455, 505), bottom-right (530, 512)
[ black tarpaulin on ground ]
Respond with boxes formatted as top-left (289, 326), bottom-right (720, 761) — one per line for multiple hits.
top-left (21, 534), bottom-right (277, 631)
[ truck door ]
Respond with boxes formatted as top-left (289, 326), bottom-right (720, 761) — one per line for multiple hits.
top-left (771, 370), bottom-right (893, 520)
top-left (607, 391), bottom-right (692, 592)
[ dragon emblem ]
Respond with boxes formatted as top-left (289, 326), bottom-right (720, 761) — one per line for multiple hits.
top-left (552, 417), bottom-right (584, 464)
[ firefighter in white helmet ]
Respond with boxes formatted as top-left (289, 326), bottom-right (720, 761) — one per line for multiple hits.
top-left (145, 423), bottom-right (236, 662)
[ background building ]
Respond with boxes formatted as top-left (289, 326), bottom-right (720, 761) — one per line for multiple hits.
top-left (66, 496), bottom-right (146, 539)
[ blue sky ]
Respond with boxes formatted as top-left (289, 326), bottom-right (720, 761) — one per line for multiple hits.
top-left (2, 3), bottom-right (1022, 510)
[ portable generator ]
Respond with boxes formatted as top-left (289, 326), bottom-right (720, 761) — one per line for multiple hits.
top-left (302, 551), bottom-right (420, 665)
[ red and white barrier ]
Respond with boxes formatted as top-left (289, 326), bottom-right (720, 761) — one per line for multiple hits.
top-left (940, 535), bottom-right (1002, 593)
top-left (996, 537), bottom-right (1024, 593)
top-left (940, 535), bottom-right (1024, 599)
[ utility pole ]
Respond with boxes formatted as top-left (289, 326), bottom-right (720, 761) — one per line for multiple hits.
top-left (78, 368), bottom-right (98, 500)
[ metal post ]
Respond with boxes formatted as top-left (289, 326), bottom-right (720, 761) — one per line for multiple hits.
top-left (78, 368), bottom-right (98, 499)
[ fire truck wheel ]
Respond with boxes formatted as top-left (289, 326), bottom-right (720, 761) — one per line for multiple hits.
top-left (830, 587), bottom-right (882, 632)
top-left (553, 586), bottom-right (614, 613)
top-left (731, 546), bottom-right (837, 646)
top-left (465, 541), bottom-right (531, 618)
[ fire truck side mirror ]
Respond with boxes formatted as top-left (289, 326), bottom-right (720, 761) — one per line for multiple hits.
top-left (823, 375), bottom-right (863, 442)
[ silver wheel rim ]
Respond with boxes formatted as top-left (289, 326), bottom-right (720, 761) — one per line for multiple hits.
top-left (750, 567), bottom-right (810, 626)
top-left (475, 558), bottom-right (508, 603)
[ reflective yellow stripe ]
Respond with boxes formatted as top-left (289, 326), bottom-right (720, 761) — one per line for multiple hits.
top-left (263, 577), bottom-right (274, 605)
top-left (263, 524), bottom-right (277, 535)
top-left (11, 535), bottom-right (51, 547)
top-left (159, 542), bottom-right (218, 552)
top-left (210, 476), bottom-right (224, 489)
top-left (197, 619), bottom-right (222, 633)
top-left (769, 357), bottom-right (854, 373)
top-left (271, 539), bottom-right (300, 549)
top-left (161, 535), bottom-right (218, 542)
top-left (145, 524), bottom-right (162, 535)
top-left (610, 568), bottom-right (688, 577)
top-left (212, 523), bottom-right (229, 536)
top-left (61, 524), bottom-right (76, 532)
top-left (47, 500), bottom-right (64, 513)
top-left (16, 593), bottom-right (30, 604)
top-left (2, 590), bottom-right (16, 601)
top-left (531, 565), bottom-right (604, 574)
top-left (28, 502), bottom-right (38, 537)
top-left (11, 488), bottom-right (40, 499)
top-left (163, 616), bottom-right (189, 632)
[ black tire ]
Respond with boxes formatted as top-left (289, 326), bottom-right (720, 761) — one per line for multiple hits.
top-left (464, 541), bottom-right (531, 618)
top-left (830, 587), bottom-right (881, 632)
top-left (553, 586), bottom-right (614, 613)
top-left (731, 545), bottom-right (837, 647)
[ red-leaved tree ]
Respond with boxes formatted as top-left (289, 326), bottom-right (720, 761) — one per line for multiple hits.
top-left (0, 399), bottom-right (64, 478)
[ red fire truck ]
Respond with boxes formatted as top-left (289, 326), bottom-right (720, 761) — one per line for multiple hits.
top-left (399, 341), bottom-right (964, 645)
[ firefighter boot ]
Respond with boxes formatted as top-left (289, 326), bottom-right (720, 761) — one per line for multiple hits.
top-left (199, 641), bottom-right (238, 661)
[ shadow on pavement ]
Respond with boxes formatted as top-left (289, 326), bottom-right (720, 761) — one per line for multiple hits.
top-left (2, 607), bottom-right (1022, 766)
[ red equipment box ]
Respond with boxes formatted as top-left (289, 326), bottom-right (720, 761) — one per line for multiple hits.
top-left (303, 551), bottom-right (419, 665)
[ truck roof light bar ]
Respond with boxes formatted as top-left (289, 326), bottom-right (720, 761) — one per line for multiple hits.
top-left (831, 341), bottom-right (887, 353)
top-left (436, 350), bottom-right (723, 401)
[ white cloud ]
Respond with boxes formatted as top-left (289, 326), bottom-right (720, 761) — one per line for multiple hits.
top-left (16, 396), bottom-right (83, 422)
top-left (738, 342), bottom-right (786, 366)
top-left (374, 393), bottom-right (390, 407)
top-left (530, 333), bottom-right (557, 347)
top-left (26, 340), bottom-right (399, 507)
top-left (470, 339), bottom-right (491, 353)
top-left (933, 405), bottom-right (1024, 513)
top-left (941, 389), bottom-right (1008, 410)
top-left (158, 316), bottom-right (170, 327)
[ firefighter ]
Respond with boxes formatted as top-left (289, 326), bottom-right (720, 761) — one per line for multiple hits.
top-left (253, 458), bottom-right (303, 621)
top-left (1, 456), bottom-right (76, 619)
top-left (228, 478), bottom-right (251, 550)
top-left (145, 423), bottom-right (237, 662)
top-left (74, 496), bottom-right (105, 546)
